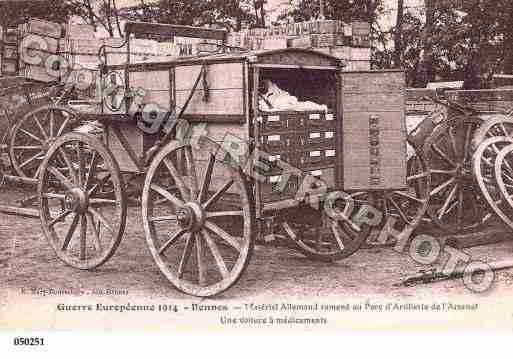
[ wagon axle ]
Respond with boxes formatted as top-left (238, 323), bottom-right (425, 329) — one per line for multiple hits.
top-left (176, 202), bottom-right (206, 233)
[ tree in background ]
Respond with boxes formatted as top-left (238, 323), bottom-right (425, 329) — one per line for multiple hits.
top-left (0, 0), bottom-right (76, 26)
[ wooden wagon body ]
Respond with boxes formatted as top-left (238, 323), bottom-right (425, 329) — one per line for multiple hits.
top-left (97, 45), bottom-right (408, 219)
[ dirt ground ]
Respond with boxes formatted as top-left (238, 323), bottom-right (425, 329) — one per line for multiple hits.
top-left (2, 185), bottom-right (513, 304)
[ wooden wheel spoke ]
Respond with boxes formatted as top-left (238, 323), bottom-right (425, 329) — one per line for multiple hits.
top-left (150, 184), bottom-right (185, 208)
top-left (330, 222), bottom-right (346, 251)
top-left (430, 177), bottom-right (456, 196)
top-left (62, 214), bottom-right (80, 250)
top-left (386, 195), bottom-right (410, 224)
top-left (205, 221), bottom-right (242, 252)
top-left (438, 184), bottom-right (458, 219)
top-left (56, 118), bottom-right (70, 137)
top-left (407, 171), bottom-right (429, 182)
top-left (89, 207), bottom-right (114, 234)
top-left (206, 210), bottom-right (243, 218)
top-left (463, 124), bottom-right (473, 163)
top-left (393, 190), bottom-right (426, 204)
top-left (20, 151), bottom-right (44, 169)
top-left (58, 148), bottom-right (78, 185)
top-left (49, 110), bottom-right (55, 137)
top-left (19, 128), bottom-right (44, 144)
top-left (163, 158), bottom-right (190, 201)
top-left (195, 234), bottom-right (207, 286)
top-left (80, 214), bottom-right (87, 261)
top-left (201, 230), bottom-right (229, 279)
top-left (185, 146), bottom-right (199, 200)
top-left (12, 145), bottom-right (43, 150)
top-left (48, 166), bottom-right (74, 190)
top-left (198, 154), bottom-right (215, 203)
top-left (158, 229), bottom-right (187, 255)
top-left (431, 144), bottom-right (456, 167)
top-left (88, 174), bottom-right (112, 197)
top-left (86, 212), bottom-right (102, 252)
top-left (447, 127), bottom-right (458, 159)
top-left (457, 189), bottom-right (464, 226)
top-left (33, 115), bottom-right (49, 141)
top-left (149, 215), bottom-right (178, 223)
top-left (77, 142), bottom-right (85, 187)
top-left (178, 234), bottom-right (194, 279)
top-left (84, 152), bottom-right (99, 191)
top-left (49, 210), bottom-right (72, 227)
top-left (203, 179), bottom-right (234, 210)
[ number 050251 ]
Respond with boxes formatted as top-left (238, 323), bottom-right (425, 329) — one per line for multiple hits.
top-left (13, 337), bottom-right (45, 346)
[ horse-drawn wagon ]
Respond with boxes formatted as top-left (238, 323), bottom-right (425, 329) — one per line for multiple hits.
top-left (18, 21), bottom-right (430, 297)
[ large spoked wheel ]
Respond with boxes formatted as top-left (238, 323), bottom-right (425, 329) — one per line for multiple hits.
top-left (364, 149), bottom-right (431, 242)
top-left (495, 144), bottom-right (513, 227)
top-left (473, 136), bottom-right (513, 229)
top-left (423, 115), bottom-right (489, 233)
top-left (38, 132), bottom-right (127, 270)
top-left (281, 191), bottom-right (373, 262)
top-left (142, 140), bottom-right (254, 297)
top-left (10, 106), bottom-right (78, 179)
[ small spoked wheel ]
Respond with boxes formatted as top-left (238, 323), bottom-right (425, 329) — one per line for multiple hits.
top-left (281, 191), bottom-right (373, 262)
top-left (142, 140), bottom-right (254, 297)
top-left (38, 132), bottom-right (127, 269)
top-left (473, 136), bottom-right (513, 229)
top-left (10, 106), bottom-right (78, 179)
top-left (423, 115), bottom-right (489, 233)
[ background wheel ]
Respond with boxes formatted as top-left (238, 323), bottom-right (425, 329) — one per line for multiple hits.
top-left (473, 136), bottom-right (513, 230)
top-left (495, 144), bottom-right (513, 230)
top-left (38, 132), bottom-right (127, 270)
top-left (281, 191), bottom-right (373, 262)
top-left (423, 115), bottom-right (489, 233)
top-left (142, 140), bottom-right (254, 297)
top-left (10, 106), bottom-right (78, 179)
top-left (471, 115), bottom-right (513, 149)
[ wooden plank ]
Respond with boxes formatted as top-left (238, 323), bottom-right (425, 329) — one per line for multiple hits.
top-left (175, 63), bottom-right (244, 91)
top-left (343, 92), bottom-right (404, 112)
top-left (0, 205), bottom-right (39, 218)
top-left (175, 89), bottom-right (244, 116)
top-left (343, 71), bottom-right (404, 93)
top-left (129, 70), bottom-right (170, 90)
top-left (125, 22), bottom-right (227, 41)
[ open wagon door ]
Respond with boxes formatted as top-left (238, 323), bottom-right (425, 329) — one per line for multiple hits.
top-left (341, 70), bottom-right (407, 190)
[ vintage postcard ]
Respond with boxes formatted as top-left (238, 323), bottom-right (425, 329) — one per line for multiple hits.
top-left (2, 0), bottom-right (513, 344)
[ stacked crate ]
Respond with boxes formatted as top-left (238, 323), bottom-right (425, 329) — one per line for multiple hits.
top-left (258, 110), bottom-right (337, 203)
top-left (18, 18), bottom-right (63, 82)
top-left (226, 20), bottom-right (372, 71)
top-left (1, 26), bottom-right (20, 76)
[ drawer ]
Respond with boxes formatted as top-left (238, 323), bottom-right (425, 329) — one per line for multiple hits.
top-left (3, 29), bottom-right (18, 44)
top-left (298, 149), bottom-right (337, 169)
top-left (305, 167), bottom-right (336, 190)
top-left (258, 152), bottom-right (299, 175)
top-left (259, 113), bottom-right (288, 132)
top-left (305, 129), bottom-right (336, 148)
top-left (306, 112), bottom-right (336, 130)
top-left (1, 59), bottom-right (17, 75)
top-left (261, 174), bottom-right (300, 202)
top-left (261, 132), bottom-right (302, 152)
top-left (2, 45), bottom-right (18, 60)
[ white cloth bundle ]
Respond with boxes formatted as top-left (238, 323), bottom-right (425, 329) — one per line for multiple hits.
top-left (259, 80), bottom-right (328, 112)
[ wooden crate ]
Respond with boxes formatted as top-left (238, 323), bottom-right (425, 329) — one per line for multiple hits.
top-left (23, 18), bottom-right (62, 38)
top-left (342, 71), bottom-right (407, 190)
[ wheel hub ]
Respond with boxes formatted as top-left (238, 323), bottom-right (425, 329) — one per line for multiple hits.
top-left (177, 202), bottom-right (205, 232)
top-left (64, 188), bottom-right (89, 213)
